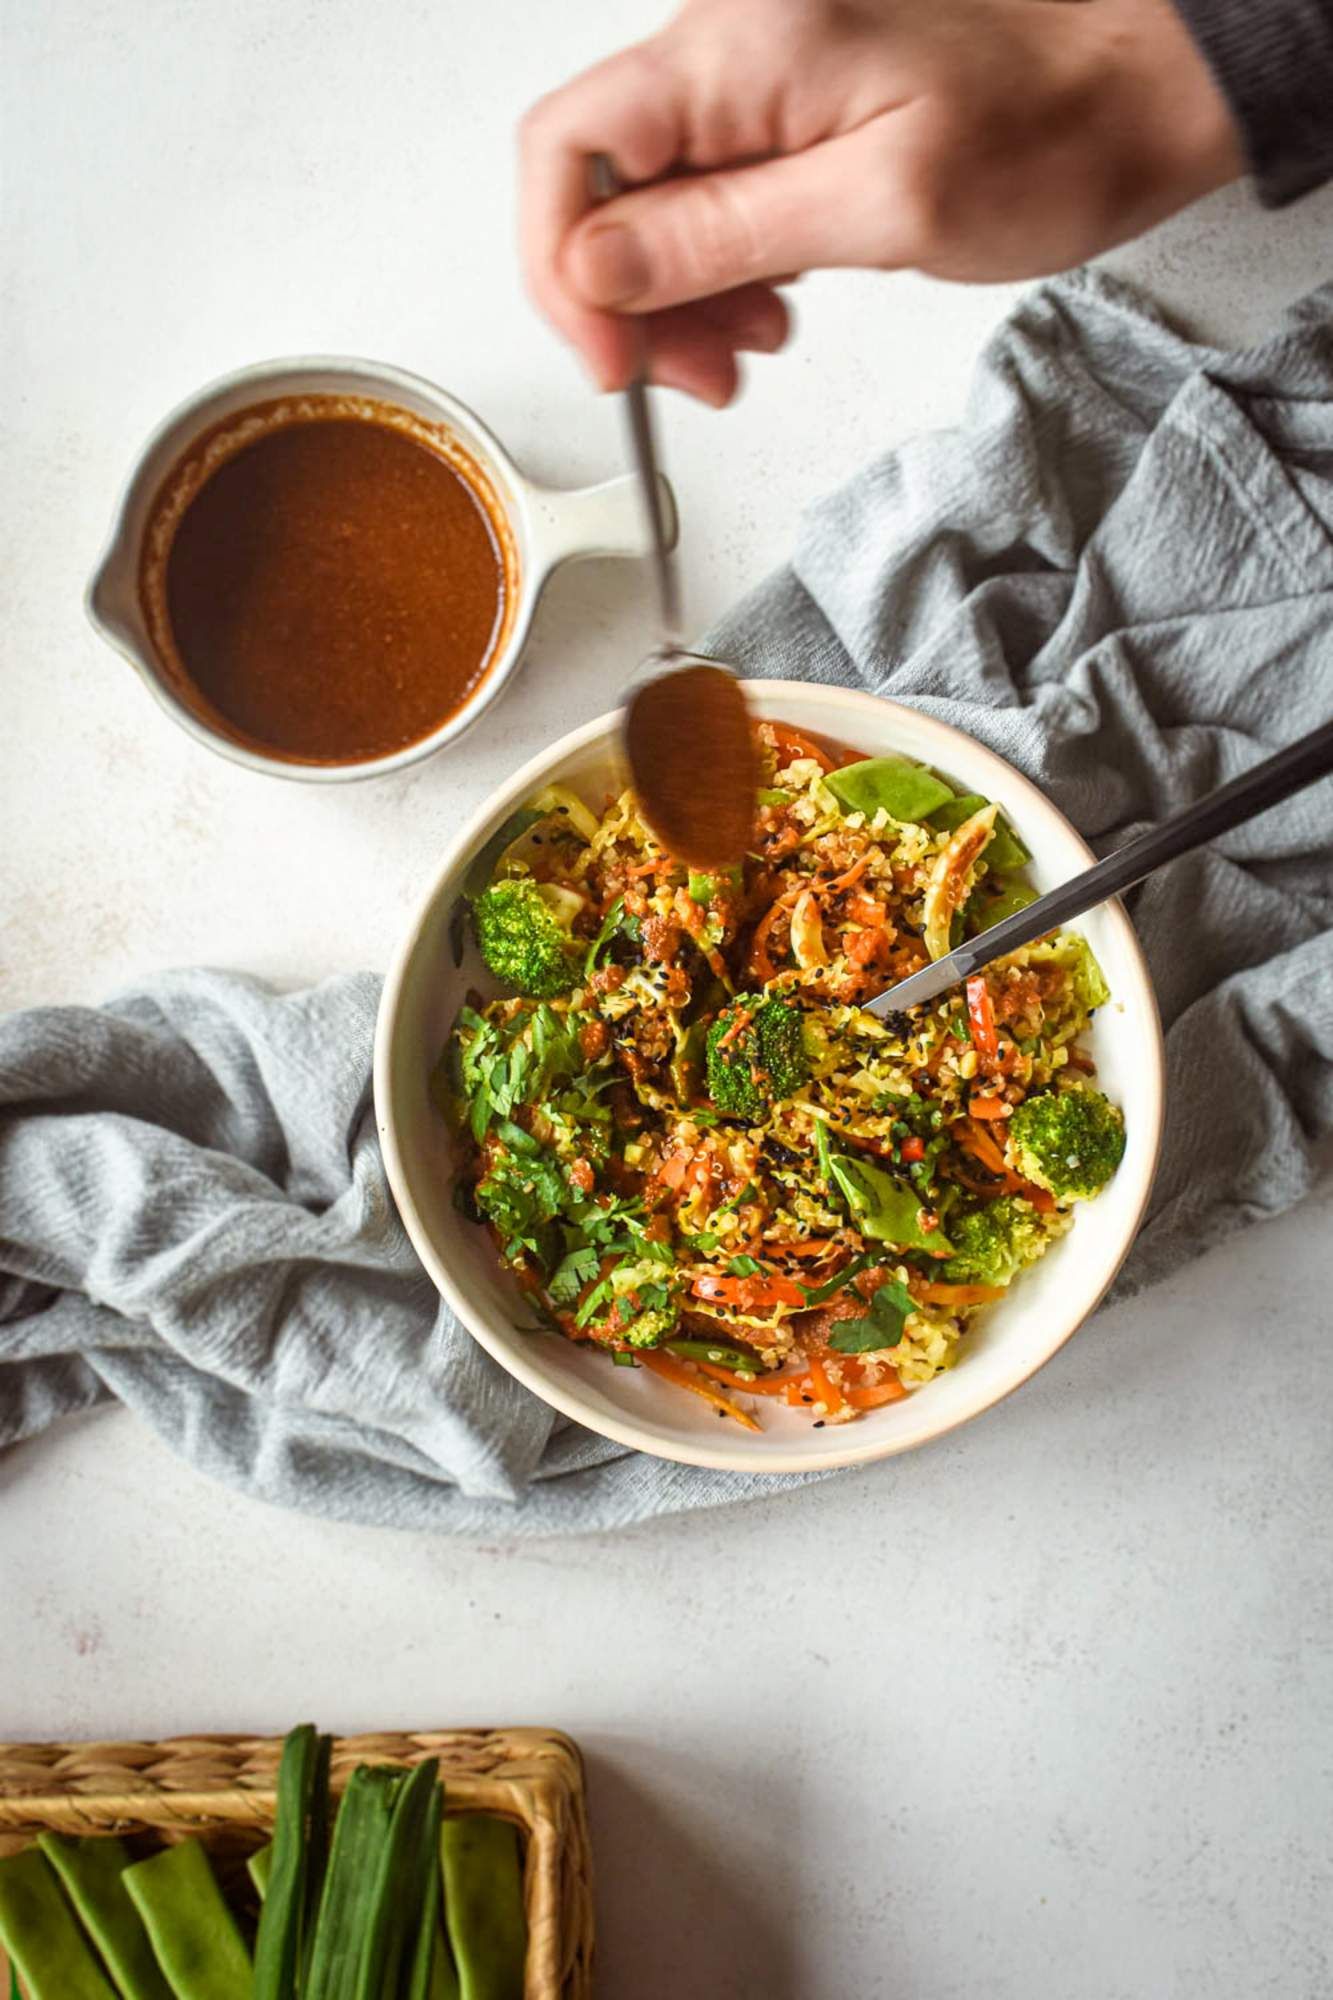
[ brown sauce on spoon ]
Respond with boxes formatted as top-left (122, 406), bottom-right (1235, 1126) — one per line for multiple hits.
top-left (140, 397), bottom-right (517, 764)
top-left (627, 663), bottom-right (758, 868)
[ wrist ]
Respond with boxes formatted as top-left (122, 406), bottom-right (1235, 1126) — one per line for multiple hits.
top-left (1083, 0), bottom-right (1246, 225)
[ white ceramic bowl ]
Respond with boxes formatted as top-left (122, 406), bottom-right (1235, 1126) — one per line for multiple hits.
top-left (375, 682), bottom-right (1164, 1472)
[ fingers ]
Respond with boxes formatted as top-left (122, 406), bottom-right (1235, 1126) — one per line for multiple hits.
top-left (637, 283), bottom-right (793, 407)
top-left (518, 43), bottom-right (686, 390)
top-left (558, 119), bottom-right (912, 317)
top-left (695, 281), bottom-right (791, 355)
top-left (640, 312), bottom-right (740, 408)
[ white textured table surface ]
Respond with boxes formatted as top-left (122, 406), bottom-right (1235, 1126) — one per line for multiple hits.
top-left (3, 4), bottom-right (1332, 1995)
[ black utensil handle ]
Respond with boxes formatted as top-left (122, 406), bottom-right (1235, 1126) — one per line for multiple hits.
top-left (954, 716), bottom-right (1333, 975)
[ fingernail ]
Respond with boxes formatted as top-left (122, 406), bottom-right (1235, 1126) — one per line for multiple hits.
top-left (576, 222), bottom-right (651, 307)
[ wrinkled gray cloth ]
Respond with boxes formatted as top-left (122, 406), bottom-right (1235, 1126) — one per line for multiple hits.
top-left (3, 270), bottom-right (1331, 1535)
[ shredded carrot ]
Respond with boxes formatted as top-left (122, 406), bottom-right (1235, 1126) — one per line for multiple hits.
top-left (697, 1362), bottom-right (808, 1396)
top-left (640, 1350), bottom-right (761, 1430)
top-left (765, 723), bottom-right (838, 774)
top-left (846, 895), bottom-right (887, 926)
top-left (916, 1282), bottom-right (1006, 1307)
top-left (784, 1375), bottom-right (815, 1407)
top-left (823, 854), bottom-right (871, 894)
top-left (846, 1379), bottom-right (907, 1408)
top-left (657, 1149), bottom-right (692, 1190)
top-left (627, 855), bottom-right (662, 879)
top-left (808, 1355), bottom-right (845, 1416)
top-left (968, 1095), bottom-right (1009, 1120)
top-left (714, 1004), bottom-right (755, 1052)
top-left (961, 1122), bottom-right (1011, 1178)
top-left (748, 898), bottom-right (792, 981)
top-left (953, 1120), bottom-right (1057, 1211)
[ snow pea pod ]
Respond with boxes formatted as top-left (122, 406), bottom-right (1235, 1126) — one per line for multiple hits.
top-left (930, 794), bottom-right (1030, 871)
top-left (665, 1337), bottom-right (764, 1373)
top-left (36, 1834), bottom-right (172, 2000)
top-left (122, 1840), bottom-right (252, 2000)
top-left (0, 1848), bottom-right (117, 2000)
top-left (440, 1817), bottom-right (526, 2000)
top-left (825, 1150), bottom-right (953, 1254)
top-left (825, 758), bottom-right (954, 824)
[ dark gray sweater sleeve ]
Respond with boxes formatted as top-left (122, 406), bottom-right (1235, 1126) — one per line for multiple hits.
top-left (1171, 0), bottom-right (1333, 203)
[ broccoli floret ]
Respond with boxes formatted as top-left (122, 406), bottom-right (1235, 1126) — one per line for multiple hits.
top-left (1007, 1085), bottom-right (1126, 1200)
top-left (938, 1195), bottom-right (1052, 1285)
top-left (616, 1305), bottom-right (677, 1349)
top-left (705, 997), bottom-right (811, 1120)
top-left (473, 879), bottom-right (583, 999)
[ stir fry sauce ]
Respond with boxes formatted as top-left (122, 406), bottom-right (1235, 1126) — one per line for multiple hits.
top-left (140, 398), bottom-right (516, 763)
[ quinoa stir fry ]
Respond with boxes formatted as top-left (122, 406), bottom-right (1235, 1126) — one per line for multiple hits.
top-left (436, 721), bottom-right (1126, 1430)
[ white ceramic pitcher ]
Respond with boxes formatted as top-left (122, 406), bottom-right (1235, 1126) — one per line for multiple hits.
top-left (86, 355), bottom-right (676, 781)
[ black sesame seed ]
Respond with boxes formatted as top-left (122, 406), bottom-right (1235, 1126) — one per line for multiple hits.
top-left (813, 1419), bottom-right (826, 1428)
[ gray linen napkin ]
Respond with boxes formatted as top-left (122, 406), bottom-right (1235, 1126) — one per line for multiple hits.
top-left (3, 271), bottom-right (1331, 1534)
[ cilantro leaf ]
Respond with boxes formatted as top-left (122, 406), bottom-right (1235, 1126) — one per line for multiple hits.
top-left (827, 1280), bottom-right (917, 1354)
top-left (726, 1255), bottom-right (762, 1277)
top-left (574, 1277), bottom-right (614, 1328)
top-left (548, 1245), bottom-right (601, 1304)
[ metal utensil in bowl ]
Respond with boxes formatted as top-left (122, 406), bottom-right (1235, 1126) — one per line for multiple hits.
top-left (867, 716), bottom-right (1333, 1016)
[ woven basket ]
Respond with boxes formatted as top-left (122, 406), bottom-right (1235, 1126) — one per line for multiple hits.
top-left (0, 1727), bottom-right (593, 1999)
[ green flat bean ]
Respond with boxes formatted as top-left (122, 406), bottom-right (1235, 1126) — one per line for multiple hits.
top-left (122, 1840), bottom-right (252, 2000)
top-left (305, 1767), bottom-right (403, 2000)
top-left (254, 1723), bottom-right (331, 2000)
top-left (37, 1834), bottom-right (172, 2000)
top-left (430, 1925), bottom-right (462, 2000)
top-left (0, 1848), bottom-right (118, 2000)
top-left (405, 1786), bottom-right (445, 2000)
top-left (440, 1817), bottom-right (526, 2000)
top-left (355, 1760), bottom-right (440, 2000)
top-left (246, 1846), bottom-right (273, 1903)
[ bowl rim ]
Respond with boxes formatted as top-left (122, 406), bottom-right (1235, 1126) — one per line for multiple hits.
top-left (375, 680), bottom-right (1165, 1473)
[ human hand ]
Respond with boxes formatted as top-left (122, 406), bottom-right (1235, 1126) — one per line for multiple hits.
top-left (519, 0), bottom-right (1243, 404)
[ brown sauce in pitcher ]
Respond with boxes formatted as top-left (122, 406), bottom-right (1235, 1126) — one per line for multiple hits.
top-left (141, 398), bottom-right (516, 764)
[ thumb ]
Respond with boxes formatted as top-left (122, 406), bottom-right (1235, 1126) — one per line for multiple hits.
top-left (560, 121), bottom-right (913, 314)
